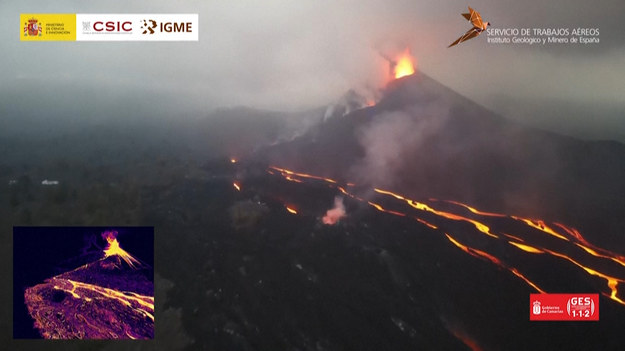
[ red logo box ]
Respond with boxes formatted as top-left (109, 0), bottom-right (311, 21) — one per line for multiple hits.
top-left (530, 294), bottom-right (599, 321)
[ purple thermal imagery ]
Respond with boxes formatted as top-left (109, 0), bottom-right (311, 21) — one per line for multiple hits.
top-left (22, 230), bottom-right (153, 339)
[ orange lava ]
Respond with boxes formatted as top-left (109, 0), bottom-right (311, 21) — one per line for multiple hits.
top-left (374, 189), bottom-right (498, 238)
top-left (269, 166), bottom-right (336, 184)
top-left (267, 165), bottom-right (625, 306)
top-left (446, 234), bottom-right (545, 293)
top-left (511, 217), bottom-right (568, 241)
top-left (508, 241), bottom-right (544, 254)
top-left (394, 49), bottom-right (416, 79)
top-left (443, 200), bottom-right (507, 217)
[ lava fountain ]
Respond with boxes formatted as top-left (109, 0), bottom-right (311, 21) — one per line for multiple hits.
top-left (394, 49), bottom-right (416, 79)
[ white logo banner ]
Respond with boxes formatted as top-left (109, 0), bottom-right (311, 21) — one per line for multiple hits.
top-left (76, 14), bottom-right (198, 41)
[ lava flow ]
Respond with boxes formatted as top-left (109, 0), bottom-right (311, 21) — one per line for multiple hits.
top-left (51, 278), bottom-right (154, 321)
top-left (264, 166), bottom-right (625, 306)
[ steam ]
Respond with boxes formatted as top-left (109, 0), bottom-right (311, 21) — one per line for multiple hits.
top-left (323, 88), bottom-right (380, 121)
top-left (351, 104), bottom-right (449, 187)
top-left (101, 230), bottom-right (118, 242)
top-left (322, 196), bottom-right (346, 225)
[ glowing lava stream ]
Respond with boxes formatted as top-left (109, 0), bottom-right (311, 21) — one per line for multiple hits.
top-left (52, 278), bottom-right (154, 321)
top-left (446, 234), bottom-right (546, 294)
top-left (554, 222), bottom-right (625, 267)
top-left (269, 166), bottom-right (337, 184)
top-left (266, 166), bottom-right (625, 306)
top-left (374, 189), bottom-right (498, 239)
top-left (435, 199), bottom-right (507, 217)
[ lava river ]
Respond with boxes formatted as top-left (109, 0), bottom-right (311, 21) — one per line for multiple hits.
top-left (262, 166), bottom-right (625, 307)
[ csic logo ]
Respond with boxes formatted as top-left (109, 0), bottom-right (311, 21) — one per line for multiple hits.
top-left (24, 18), bottom-right (42, 37)
top-left (141, 19), bottom-right (193, 34)
top-left (93, 21), bottom-right (131, 32)
top-left (81, 19), bottom-right (132, 33)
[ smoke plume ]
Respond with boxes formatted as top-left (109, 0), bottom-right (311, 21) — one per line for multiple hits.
top-left (322, 196), bottom-right (346, 225)
top-left (351, 103), bottom-right (449, 188)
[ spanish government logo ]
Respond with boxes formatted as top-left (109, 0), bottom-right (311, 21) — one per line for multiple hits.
top-left (24, 18), bottom-right (43, 37)
top-left (20, 14), bottom-right (76, 41)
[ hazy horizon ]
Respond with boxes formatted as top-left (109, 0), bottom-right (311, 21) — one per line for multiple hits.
top-left (2, 0), bottom-right (624, 142)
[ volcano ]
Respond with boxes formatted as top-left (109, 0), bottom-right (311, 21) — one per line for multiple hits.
top-left (259, 72), bottom-right (625, 250)
top-left (184, 71), bottom-right (625, 349)
top-left (10, 71), bottom-right (623, 349)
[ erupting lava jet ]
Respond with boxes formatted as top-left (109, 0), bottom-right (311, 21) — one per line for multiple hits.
top-left (448, 6), bottom-right (490, 48)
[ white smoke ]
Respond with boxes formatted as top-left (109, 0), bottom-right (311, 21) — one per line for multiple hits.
top-left (322, 196), bottom-right (346, 225)
top-left (323, 87), bottom-right (380, 121)
top-left (351, 104), bottom-right (449, 187)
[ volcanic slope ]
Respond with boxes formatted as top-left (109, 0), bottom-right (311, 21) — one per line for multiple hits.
top-left (260, 72), bottom-right (625, 250)
top-left (24, 253), bottom-right (154, 339)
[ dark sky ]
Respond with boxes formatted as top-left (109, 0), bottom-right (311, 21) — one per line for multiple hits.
top-left (2, 0), bottom-right (624, 140)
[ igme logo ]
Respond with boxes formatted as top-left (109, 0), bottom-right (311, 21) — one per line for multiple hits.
top-left (141, 19), bottom-right (193, 34)
top-left (141, 19), bottom-right (157, 34)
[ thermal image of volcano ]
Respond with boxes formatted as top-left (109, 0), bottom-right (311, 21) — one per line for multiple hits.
top-left (19, 229), bottom-right (154, 339)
